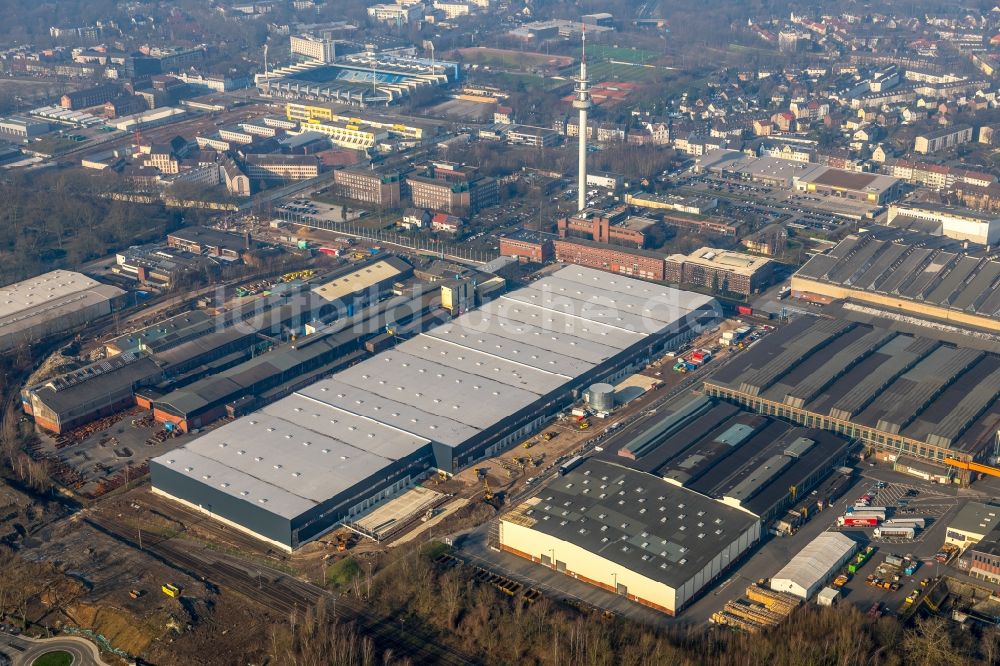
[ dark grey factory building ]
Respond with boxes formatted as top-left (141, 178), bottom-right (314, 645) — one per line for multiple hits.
top-left (704, 315), bottom-right (1000, 483)
top-left (606, 395), bottom-right (853, 523)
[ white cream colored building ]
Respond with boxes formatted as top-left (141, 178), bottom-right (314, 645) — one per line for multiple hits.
top-left (499, 459), bottom-right (760, 615)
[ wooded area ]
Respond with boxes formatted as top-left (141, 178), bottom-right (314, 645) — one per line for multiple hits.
top-left (0, 171), bottom-right (190, 283)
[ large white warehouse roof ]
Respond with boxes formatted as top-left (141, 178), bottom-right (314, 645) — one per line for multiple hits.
top-left (153, 265), bottom-right (718, 523)
top-left (0, 269), bottom-right (124, 349)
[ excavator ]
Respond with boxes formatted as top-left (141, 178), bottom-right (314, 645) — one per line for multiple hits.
top-left (483, 477), bottom-right (494, 502)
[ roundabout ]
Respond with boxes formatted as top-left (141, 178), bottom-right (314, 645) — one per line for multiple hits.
top-left (30, 651), bottom-right (73, 666)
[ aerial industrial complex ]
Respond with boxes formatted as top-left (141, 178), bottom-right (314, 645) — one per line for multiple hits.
top-left (704, 315), bottom-right (1000, 482)
top-left (498, 394), bottom-right (853, 615)
top-left (150, 267), bottom-right (721, 550)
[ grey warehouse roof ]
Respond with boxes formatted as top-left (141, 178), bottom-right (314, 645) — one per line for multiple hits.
top-left (153, 265), bottom-right (717, 521)
top-left (504, 459), bottom-right (759, 588)
top-left (0, 270), bottom-right (124, 343)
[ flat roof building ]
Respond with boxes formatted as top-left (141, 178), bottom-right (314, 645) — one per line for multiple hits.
top-left (665, 248), bottom-right (773, 295)
top-left (331, 167), bottom-right (405, 206)
top-left (0, 270), bottom-right (126, 353)
top-left (499, 229), bottom-right (556, 263)
top-left (553, 237), bottom-right (666, 282)
top-left (696, 149), bottom-right (825, 189)
top-left (500, 458), bottom-right (761, 616)
top-left (887, 202), bottom-right (1000, 246)
top-left (794, 167), bottom-right (901, 204)
top-left (945, 502), bottom-right (1000, 551)
top-left (152, 266), bottom-right (721, 549)
top-left (167, 226), bottom-right (249, 259)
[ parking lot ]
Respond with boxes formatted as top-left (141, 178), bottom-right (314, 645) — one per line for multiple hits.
top-left (679, 172), bottom-right (875, 234)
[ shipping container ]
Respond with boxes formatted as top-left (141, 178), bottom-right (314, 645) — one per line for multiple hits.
top-left (883, 518), bottom-right (925, 529)
top-left (559, 456), bottom-right (585, 476)
top-left (838, 516), bottom-right (879, 527)
top-left (846, 511), bottom-right (886, 521)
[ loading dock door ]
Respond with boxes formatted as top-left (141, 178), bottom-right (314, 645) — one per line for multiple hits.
top-left (556, 560), bottom-right (567, 572)
top-left (617, 583), bottom-right (628, 596)
top-left (540, 554), bottom-right (551, 567)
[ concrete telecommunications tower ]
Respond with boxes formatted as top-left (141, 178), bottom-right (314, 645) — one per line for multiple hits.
top-left (573, 26), bottom-right (592, 212)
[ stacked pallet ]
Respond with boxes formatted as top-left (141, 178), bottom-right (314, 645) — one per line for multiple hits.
top-left (711, 584), bottom-right (800, 633)
top-left (746, 584), bottom-right (801, 614)
top-left (711, 609), bottom-right (764, 634)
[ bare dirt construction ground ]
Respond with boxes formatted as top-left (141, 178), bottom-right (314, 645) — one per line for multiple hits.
top-left (19, 508), bottom-right (290, 665)
top-left (423, 97), bottom-right (495, 122)
top-left (20, 515), bottom-right (211, 656)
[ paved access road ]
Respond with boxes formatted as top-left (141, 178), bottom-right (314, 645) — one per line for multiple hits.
top-left (0, 633), bottom-right (109, 666)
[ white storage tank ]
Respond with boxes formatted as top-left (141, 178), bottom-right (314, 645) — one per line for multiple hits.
top-left (586, 383), bottom-right (616, 413)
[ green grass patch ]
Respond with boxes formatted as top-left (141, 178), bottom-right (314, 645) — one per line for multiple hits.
top-left (488, 71), bottom-right (545, 88)
top-left (420, 541), bottom-right (451, 560)
top-left (583, 61), bottom-right (660, 83)
top-left (588, 45), bottom-right (658, 64)
top-left (326, 556), bottom-right (361, 588)
top-left (32, 651), bottom-right (73, 666)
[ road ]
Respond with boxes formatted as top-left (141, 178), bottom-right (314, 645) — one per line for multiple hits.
top-left (0, 633), bottom-right (109, 666)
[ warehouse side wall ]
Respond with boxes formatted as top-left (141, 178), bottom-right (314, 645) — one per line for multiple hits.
top-left (150, 460), bottom-right (294, 549)
top-left (499, 519), bottom-right (679, 615)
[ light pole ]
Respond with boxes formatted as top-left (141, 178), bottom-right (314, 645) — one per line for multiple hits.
top-left (612, 572), bottom-right (617, 593)
top-left (549, 548), bottom-right (555, 569)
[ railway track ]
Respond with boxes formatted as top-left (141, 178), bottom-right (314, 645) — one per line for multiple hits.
top-left (85, 514), bottom-right (477, 666)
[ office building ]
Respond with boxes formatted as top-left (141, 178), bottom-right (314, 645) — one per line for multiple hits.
top-left (557, 208), bottom-right (657, 249)
top-left (406, 162), bottom-right (498, 214)
top-left (290, 35), bottom-right (338, 63)
top-left (665, 248), bottom-right (773, 295)
top-left (499, 229), bottom-right (555, 263)
top-left (244, 154), bottom-right (321, 180)
top-left (553, 238), bottom-right (665, 281)
top-left (331, 167), bottom-right (405, 206)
